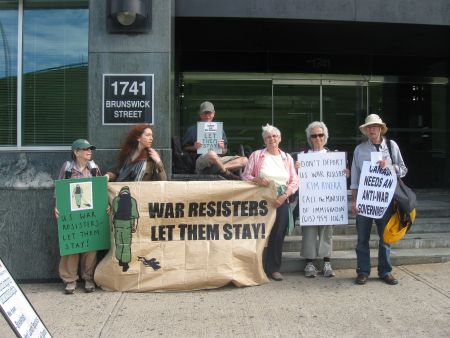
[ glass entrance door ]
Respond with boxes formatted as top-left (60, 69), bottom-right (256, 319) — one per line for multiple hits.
top-left (272, 80), bottom-right (321, 152)
top-left (272, 79), bottom-right (368, 156)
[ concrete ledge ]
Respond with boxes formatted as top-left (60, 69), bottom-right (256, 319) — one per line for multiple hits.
top-left (171, 174), bottom-right (225, 181)
top-left (281, 248), bottom-right (450, 272)
top-left (284, 233), bottom-right (450, 252)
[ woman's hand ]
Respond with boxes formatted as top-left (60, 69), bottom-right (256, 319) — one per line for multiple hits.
top-left (351, 200), bottom-right (359, 215)
top-left (343, 168), bottom-right (350, 178)
top-left (148, 148), bottom-right (162, 164)
top-left (273, 193), bottom-right (288, 208)
top-left (295, 160), bottom-right (301, 170)
top-left (377, 159), bottom-right (387, 168)
top-left (253, 177), bottom-right (270, 187)
top-left (218, 139), bottom-right (225, 149)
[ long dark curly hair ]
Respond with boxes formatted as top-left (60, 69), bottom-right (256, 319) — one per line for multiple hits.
top-left (117, 124), bottom-right (152, 167)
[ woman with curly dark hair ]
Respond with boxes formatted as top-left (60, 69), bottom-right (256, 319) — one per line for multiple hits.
top-left (106, 124), bottom-right (167, 182)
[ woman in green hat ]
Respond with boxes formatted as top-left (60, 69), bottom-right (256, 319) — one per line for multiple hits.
top-left (55, 139), bottom-right (101, 294)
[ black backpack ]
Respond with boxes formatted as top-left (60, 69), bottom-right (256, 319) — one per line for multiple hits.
top-left (171, 136), bottom-right (197, 174)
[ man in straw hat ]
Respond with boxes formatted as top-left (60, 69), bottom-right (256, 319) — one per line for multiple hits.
top-left (350, 114), bottom-right (408, 285)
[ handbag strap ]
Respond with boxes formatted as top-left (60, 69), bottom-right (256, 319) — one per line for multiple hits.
top-left (386, 138), bottom-right (394, 165)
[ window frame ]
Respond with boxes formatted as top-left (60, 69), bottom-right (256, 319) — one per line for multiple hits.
top-left (1, 0), bottom-right (88, 151)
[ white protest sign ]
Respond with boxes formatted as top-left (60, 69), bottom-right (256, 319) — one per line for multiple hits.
top-left (356, 161), bottom-right (397, 219)
top-left (0, 259), bottom-right (52, 338)
top-left (298, 152), bottom-right (348, 226)
top-left (197, 121), bottom-right (223, 155)
top-left (370, 152), bottom-right (382, 166)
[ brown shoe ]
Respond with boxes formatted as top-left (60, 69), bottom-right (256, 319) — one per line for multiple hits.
top-left (219, 170), bottom-right (241, 180)
top-left (381, 274), bottom-right (398, 285)
top-left (271, 272), bottom-right (283, 281)
top-left (355, 274), bottom-right (368, 285)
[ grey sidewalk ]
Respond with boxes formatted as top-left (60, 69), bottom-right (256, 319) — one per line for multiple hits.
top-left (1, 262), bottom-right (450, 338)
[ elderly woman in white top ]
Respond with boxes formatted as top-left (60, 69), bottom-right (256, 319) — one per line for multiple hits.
top-left (242, 124), bottom-right (299, 281)
top-left (351, 114), bottom-right (407, 286)
top-left (295, 121), bottom-right (345, 278)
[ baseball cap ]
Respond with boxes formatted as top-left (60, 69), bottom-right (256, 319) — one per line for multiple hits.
top-left (71, 139), bottom-right (96, 150)
top-left (199, 101), bottom-right (215, 114)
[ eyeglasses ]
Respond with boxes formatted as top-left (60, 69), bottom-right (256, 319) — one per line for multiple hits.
top-left (265, 134), bottom-right (279, 139)
top-left (310, 134), bottom-right (325, 139)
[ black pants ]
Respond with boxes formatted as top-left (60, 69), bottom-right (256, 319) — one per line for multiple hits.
top-left (264, 202), bottom-right (289, 274)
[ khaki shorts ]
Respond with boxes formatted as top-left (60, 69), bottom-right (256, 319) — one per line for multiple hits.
top-left (195, 155), bottom-right (240, 174)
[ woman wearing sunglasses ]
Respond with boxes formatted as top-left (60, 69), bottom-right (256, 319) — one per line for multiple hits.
top-left (295, 121), bottom-right (347, 278)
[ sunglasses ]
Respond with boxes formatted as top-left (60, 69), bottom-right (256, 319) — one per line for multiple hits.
top-left (310, 134), bottom-right (325, 139)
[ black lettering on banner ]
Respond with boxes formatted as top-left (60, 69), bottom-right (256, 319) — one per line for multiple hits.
top-left (222, 201), bottom-right (231, 217)
top-left (241, 201), bottom-right (249, 216)
top-left (233, 224), bottom-right (242, 239)
top-left (198, 202), bottom-right (207, 217)
top-left (178, 224), bottom-right (187, 240)
top-left (232, 201), bottom-right (241, 216)
top-left (242, 224), bottom-right (252, 239)
top-left (148, 202), bottom-right (185, 218)
top-left (259, 200), bottom-right (268, 216)
top-left (207, 224), bottom-right (220, 240)
top-left (187, 224), bottom-right (198, 240)
top-left (248, 201), bottom-right (259, 216)
top-left (223, 223), bottom-right (233, 240)
top-left (251, 223), bottom-right (261, 239)
top-left (207, 201), bottom-right (216, 217)
top-left (188, 203), bottom-right (199, 217)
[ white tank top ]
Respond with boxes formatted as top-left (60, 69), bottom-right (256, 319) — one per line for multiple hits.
top-left (260, 152), bottom-right (289, 188)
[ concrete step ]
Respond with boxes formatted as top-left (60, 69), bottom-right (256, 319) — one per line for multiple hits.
top-left (280, 248), bottom-right (450, 272)
top-left (283, 232), bottom-right (450, 252)
top-left (291, 218), bottom-right (450, 235)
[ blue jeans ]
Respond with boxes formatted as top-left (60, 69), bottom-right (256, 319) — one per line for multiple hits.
top-left (355, 203), bottom-right (393, 278)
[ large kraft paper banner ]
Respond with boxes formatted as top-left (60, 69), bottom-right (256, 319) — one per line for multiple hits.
top-left (94, 181), bottom-right (277, 292)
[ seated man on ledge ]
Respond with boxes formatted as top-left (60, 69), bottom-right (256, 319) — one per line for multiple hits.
top-left (181, 101), bottom-right (248, 180)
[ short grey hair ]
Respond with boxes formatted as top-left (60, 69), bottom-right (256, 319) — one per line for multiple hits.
top-left (305, 121), bottom-right (329, 148)
top-left (261, 124), bottom-right (281, 140)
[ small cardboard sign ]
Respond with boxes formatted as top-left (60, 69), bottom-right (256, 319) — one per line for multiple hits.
top-left (55, 176), bottom-right (110, 256)
top-left (196, 121), bottom-right (223, 155)
top-left (0, 259), bottom-right (52, 338)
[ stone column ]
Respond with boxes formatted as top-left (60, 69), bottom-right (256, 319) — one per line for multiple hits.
top-left (88, 0), bottom-right (174, 174)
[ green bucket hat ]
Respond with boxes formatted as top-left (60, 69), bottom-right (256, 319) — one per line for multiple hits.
top-left (71, 139), bottom-right (96, 150)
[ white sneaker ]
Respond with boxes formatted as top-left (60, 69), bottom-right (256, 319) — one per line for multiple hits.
top-left (84, 279), bottom-right (96, 293)
top-left (304, 262), bottom-right (318, 277)
top-left (323, 262), bottom-right (336, 277)
top-left (65, 281), bottom-right (76, 294)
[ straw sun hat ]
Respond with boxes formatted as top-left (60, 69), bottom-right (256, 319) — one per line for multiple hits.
top-left (359, 114), bottom-right (388, 135)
